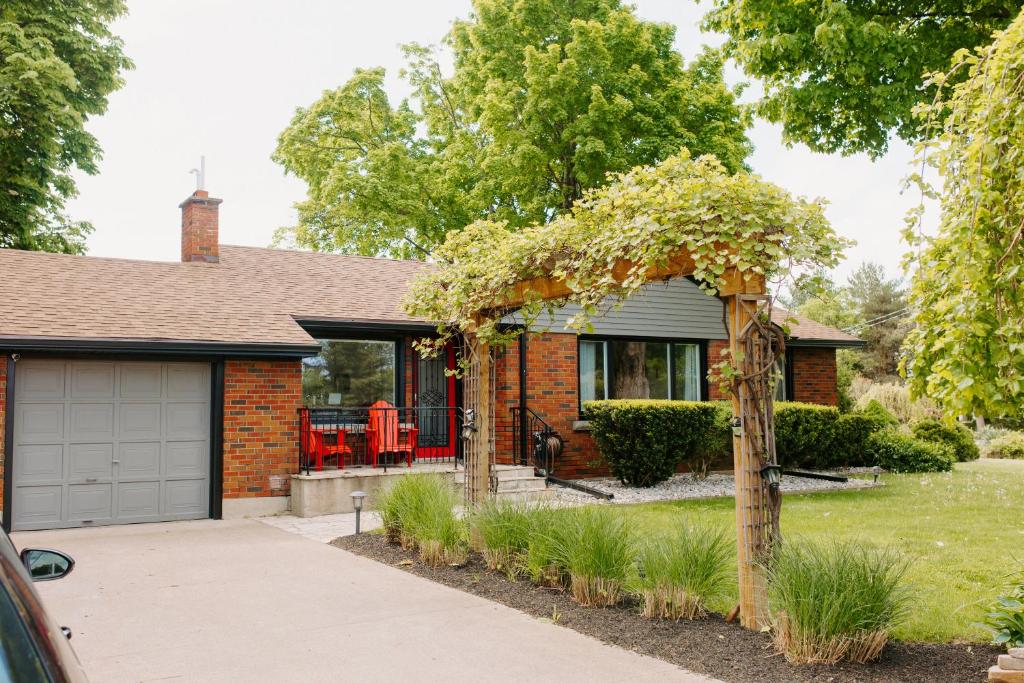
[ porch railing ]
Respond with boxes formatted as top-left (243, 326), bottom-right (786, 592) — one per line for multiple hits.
top-left (298, 406), bottom-right (463, 474)
top-left (510, 406), bottom-right (562, 475)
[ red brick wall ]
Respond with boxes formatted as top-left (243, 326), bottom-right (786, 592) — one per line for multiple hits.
top-left (223, 359), bottom-right (302, 499)
top-left (707, 339), bottom-right (730, 401)
top-left (790, 347), bottom-right (838, 406)
top-left (0, 361), bottom-right (5, 511)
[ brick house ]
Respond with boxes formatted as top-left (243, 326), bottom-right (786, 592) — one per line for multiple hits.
top-left (0, 190), bottom-right (861, 531)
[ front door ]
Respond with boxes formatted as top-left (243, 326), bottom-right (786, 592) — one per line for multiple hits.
top-left (413, 345), bottom-right (456, 458)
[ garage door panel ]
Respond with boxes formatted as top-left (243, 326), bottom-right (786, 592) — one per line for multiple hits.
top-left (166, 442), bottom-right (208, 478)
top-left (118, 442), bottom-right (161, 479)
top-left (165, 479), bottom-right (207, 516)
top-left (167, 364), bottom-right (209, 399)
top-left (13, 485), bottom-right (63, 526)
top-left (119, 403), bottom-right (161, 440)
top-left (17, 362), bottom-right (65, 399)
top-left (69, 443), bottom-right (113, 481)
top-left (16, 403), bottom-right (64, 444)
top-left (67, 484), bottom-right (113, 522)
top-left (166, 402), bottom-right (209, 439)
top-left (13, 360), bottom-right (212, 530)
top-left (70, 363), bottom-right (115, 398)
top-left (117, 481), bottom-right (160, 519)
top-left (68, 403), bottom-right (114, 441)
top-left (13, 445), bottom-right (63, 484)
top-left (120, 364), bottom-right (163, 399)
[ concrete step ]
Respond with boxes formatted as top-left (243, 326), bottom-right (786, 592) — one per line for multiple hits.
top-left (495, 477), bottom-right (548, 493)
top-left (492, 488), bottom-right (554, 503)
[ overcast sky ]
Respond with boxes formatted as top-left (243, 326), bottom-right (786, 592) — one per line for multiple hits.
top-left (66, 0), bottom-right (932, 282)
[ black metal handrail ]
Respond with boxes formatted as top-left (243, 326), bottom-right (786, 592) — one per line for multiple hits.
top-left (298, 406), bottom-right (463, 474)
top-left (510, 406), bottom-right (562, 475)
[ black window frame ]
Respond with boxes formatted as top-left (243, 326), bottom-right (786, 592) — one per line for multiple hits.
top-left (301, 336), bottom-right (406, 409)
top-left (577, 335), bottom-right (709, 416)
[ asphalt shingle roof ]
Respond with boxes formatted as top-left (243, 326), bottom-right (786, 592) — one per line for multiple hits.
top-left (0, 244), bottom-right (860, 349)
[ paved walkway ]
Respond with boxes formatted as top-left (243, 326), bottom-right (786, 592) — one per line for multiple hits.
top-left (13, 520), bottom-right (718, 683)
top-left (259, 510), bottom-right (381, 542)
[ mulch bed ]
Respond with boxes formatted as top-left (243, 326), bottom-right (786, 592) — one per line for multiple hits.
top-left (333, 534), bottom-right (997, 683)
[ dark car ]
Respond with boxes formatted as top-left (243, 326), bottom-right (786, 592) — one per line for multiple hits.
top-left (0, 528), bottom-right (87, 682)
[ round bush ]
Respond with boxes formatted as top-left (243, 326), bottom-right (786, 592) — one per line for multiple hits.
top-left (860, 400), bottom-right (900, 429)
top-left (773, 402), bottom-right (840, 469)
top-left (911, 419), bottom-right (980, 462)
top-left (833, 413), bottom-right (888, 467)
top-left (867, 430), bottom-right (955, 473)
top-left (586, 400), bottom-right (720, 486)
top-left (986, 432), bottom-right (1024, 459)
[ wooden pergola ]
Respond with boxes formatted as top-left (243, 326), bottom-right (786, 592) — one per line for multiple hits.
top-left (460, 251), bottom-right (782, 630)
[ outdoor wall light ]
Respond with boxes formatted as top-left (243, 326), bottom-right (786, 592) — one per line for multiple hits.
top-left (351, 490), bottom-right (367, 534)
top-left (461, 408), bottom-right (478, 440)
top-left (731, 416), bottom-right (744, 437)
top-left (759, 463), bottom-right (782, 491)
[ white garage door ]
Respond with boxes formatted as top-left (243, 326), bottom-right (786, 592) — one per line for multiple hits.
top-left (11, 360), bottom-right (211, 530)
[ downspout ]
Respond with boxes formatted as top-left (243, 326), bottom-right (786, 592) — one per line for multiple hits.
top-left (519, 329), bottom-right (528, 466)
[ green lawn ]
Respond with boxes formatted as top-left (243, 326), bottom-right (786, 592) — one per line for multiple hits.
top-left (614, 459), bottom-right (1024, 643)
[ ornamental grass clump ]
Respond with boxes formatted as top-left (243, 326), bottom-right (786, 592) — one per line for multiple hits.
top-left (523, 507), bottom-right (570, 588)
top-left (407, 476), bottom-right (466, 568)
top-left (766, 539), bottom-right (910, 664)
top-left (554, 507), bottom-right (635, 607)
top-left (376, 473), bottom-right (444, 548)
top-left (633, 522), bottom-right (732, 620)
top-left (471, 499), bottom-right (534, 578)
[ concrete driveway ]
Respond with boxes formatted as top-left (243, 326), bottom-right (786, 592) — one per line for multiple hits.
top-left (13, 519), bottom-right (715, 683)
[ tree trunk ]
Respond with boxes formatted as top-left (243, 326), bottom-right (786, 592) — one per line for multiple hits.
top-left (613, 341), bottom-right (649, 398)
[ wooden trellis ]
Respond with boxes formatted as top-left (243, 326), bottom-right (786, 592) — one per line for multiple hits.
top-left (458, 260), bottom-right (779, 629)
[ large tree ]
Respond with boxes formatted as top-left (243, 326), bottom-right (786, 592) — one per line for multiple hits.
top-left (703, 0), bottom-right (1021, 157)
top-left (0, 1), bottom-right (132, 253)
top-left (903, 9), bottom-right (1024, 419)
top-left (274, 0), bottom-right (751, 258)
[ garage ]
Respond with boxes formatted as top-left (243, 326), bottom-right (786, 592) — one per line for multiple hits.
top-left (10, 360), bottom-right (211, 530)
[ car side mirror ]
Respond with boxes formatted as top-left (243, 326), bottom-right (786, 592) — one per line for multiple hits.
top-left (20, 549), bottom-right (75, 582)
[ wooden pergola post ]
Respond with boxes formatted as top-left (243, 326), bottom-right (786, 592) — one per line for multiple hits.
top-left (726, 291), bottom-right (771, 630)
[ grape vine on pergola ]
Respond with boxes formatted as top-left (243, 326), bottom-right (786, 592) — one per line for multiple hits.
top-left (405, 152), bottom-right (847, 629)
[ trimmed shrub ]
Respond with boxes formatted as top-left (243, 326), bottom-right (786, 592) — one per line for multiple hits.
top-left (632, 522), bottom-right (732, 620)
top-left (773, 402), bottom-right (840, 469)
top-left (553, 507), bottom-right (634, 607)
top-left (833, 413), bottom-right (887, 467)
top-left (688, 403), bottom-right (732, 478)
top-left (867, 430), bottom-right (955, 473)
top-left (986, 432), bottom-right (1024, 460)
top-left (766, 539), bottom-right (910, 664)
top-left (860, 400), bottom-right (900, 429)
top-left (586, 400), bottom-right (720, 486)
top-left (471, 499), bottom-right (533, 578)
top-left (912, 419), bottom-right (980, 462)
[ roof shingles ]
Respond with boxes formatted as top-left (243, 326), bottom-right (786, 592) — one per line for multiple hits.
top-left (0, 245), bottom-right (859, 348)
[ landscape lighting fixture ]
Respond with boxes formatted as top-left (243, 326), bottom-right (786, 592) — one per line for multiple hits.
top-left (351, 490), bottom-right (367, 534)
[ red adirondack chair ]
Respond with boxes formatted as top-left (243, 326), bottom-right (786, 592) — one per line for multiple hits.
top-left (300, 409), bottom-right (350, 471)
top-left (366, 400), bottom-right (417, 468)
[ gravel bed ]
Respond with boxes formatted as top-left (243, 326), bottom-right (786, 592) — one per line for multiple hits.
top-left (550, 471), bottom-right (877, 505)
top-left (334, 534), bottom-right (997, 683)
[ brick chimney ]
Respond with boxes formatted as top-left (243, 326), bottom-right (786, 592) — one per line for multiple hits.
top-left (179, 190), bottom-right (222, 263)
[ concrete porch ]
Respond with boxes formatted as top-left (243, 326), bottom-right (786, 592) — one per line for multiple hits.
top-left (290, 462), bottom-right (549, 517)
